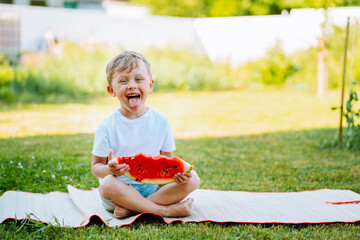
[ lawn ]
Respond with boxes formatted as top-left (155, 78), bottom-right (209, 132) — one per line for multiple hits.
top-left (0, 90), bottom-right (359, 239)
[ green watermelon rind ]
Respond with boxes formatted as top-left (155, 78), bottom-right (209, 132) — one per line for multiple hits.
top-left (122, 156), bottom-right (192, 185)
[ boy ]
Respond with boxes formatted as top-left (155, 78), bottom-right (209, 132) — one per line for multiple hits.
top-left (91, 51), bottom-right (200, 219)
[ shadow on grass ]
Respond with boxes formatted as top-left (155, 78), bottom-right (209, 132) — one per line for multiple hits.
top-left (0, 128), bottom-right (359, 196)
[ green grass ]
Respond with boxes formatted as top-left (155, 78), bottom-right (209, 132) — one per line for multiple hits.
top-left (0, 90), bottom-right (360, 239)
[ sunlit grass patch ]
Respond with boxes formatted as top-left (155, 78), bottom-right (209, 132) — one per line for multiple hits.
top-left (0, 89), bottom-right (340, 138)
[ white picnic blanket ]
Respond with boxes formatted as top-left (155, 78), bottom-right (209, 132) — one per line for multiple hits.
top-left (1, 185), bottom-right (360, 227)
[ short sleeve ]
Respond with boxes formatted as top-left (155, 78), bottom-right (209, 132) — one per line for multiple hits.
top-left (161, 118), bottom-right (176, 152)
top-left (92, 124), bottom-right (111, 157)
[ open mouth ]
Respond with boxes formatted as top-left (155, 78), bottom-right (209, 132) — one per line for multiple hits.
top-left (127, 94), bottom-right (140, 107)
top-left (127, 94), bottom-right (140, 100)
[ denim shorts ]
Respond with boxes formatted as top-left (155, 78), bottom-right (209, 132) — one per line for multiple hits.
top-left (99, 183), bottom-right (159, 212)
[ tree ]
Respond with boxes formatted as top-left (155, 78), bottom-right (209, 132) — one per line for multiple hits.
top-left (130, 0), bottom-right (355, 18)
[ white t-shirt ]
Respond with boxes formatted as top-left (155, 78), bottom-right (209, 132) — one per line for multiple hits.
top-left (92, 107), bottom-right (176, 185)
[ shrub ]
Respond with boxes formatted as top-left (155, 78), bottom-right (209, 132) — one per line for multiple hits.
top-left (0, 56), bottom-right (16, 101)
top-left (248, 42), bottom-right (299, 86)
top-left (145, 48), bottom-right (241, 91)
top-left (0, 23), bottom-right (358, 103)
top-left (0, 42), bottom-right (112, 102)
top-left (343, 83), bottom-right (360, 149)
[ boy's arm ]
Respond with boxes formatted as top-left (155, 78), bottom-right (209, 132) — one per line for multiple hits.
top-left (91, 155), bottom-right (111, 178)
top-left (160, 150), bottom-right (173, 158)
top-left (91, 150), bottom-right (130, 178)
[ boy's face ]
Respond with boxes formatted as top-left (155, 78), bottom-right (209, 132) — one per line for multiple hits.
top-left (107, 61), bottom-right (154, 119)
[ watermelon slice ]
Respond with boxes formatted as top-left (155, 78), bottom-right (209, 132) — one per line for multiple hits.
top-left (117, 153), bottom-right (192, 185)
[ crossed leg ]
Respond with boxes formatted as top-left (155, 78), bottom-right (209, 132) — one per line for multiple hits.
top-left (100, 170), bottom-right (200, 219)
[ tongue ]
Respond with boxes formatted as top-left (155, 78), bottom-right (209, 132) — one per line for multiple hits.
top-left (129, 97), bottom-right (140, 108)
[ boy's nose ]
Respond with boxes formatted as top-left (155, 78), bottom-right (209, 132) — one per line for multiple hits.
top-left (127, 79), bottom-right (137, 89)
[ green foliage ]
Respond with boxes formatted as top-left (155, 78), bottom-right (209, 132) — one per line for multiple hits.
top-left (286, 47), bottom-right (318, 89)
top-left (244, 42), bottom-right (299, 86)
top-left (343, 84), bottom-right (360, 149)
top-left (241, 45), bottom-right (315, 89)
top-left (327, 25), bottom-right (353, 89)
top-left (0, 23), bottom-right (358, 103)
top-left (140, 23), bottom-right (360, 91)
top-left (0, 56), bottom-right (16, 100)
top-left (280, 0), bottom-right (348, 9)
top-left (131, 0), bottom-right (356, 17)
top-left (0, 46), bottom-right (245, 103)
top-left (132, 0), bottom-right (281, 17)
top-left (329, 23), bottom-right (360, 150)
top-left (241, 24), bottom-right (360, 90)
top-left (146, 48), bottom-right (240, 91)
top-left (0, 43), bottom-right (111, 103)
top-left (0, 56), bottom-right (13, 87)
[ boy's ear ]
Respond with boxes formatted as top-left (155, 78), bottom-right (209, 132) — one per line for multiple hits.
top-left (149, 79), bottom-right (154, 92)
top-left (107, 85), bottom-right (116, 97)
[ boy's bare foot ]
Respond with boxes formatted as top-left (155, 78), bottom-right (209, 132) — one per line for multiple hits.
top-left (113, 203), bottom-right (135, 219)
top-left (113, 198), bottom-right (194, 219)
top-left (162, 198), bottom-right (194, 218)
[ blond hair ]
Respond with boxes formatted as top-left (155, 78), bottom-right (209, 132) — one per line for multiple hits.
top-left (105, 51), bottom-right (152, 86)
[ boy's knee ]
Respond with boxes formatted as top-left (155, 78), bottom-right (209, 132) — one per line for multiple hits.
top-left (100, 175), bottom-right (117, 198)
top-left (185, 171), bottom-right (200, 192)
top-left (190, 171), bottom-right (201, 189)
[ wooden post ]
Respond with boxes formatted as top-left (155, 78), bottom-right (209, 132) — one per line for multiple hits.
top-left (338, 17), bottom-right (350, 144)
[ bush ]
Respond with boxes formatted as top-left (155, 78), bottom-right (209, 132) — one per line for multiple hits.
top-left (239, 24), bottom-right (360, 90)
top-left (343, 84), bottom-right (360, 149)
top-left (146, 48), bottom-right (240, 91)
top-left (0, 42), bottom-right (112, 103)
top-left (243, 42), bottom-right (299, 86)
top-left (0, 23), bottom-right (358, 103)
top-left (0, 56), bottom-right (16, 101)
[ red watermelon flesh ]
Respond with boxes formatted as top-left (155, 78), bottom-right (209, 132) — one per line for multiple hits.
top-left (117, 153), bottom-right (192, 185)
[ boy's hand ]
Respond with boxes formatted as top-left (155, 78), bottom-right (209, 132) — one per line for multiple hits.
top-left (174, 171), bottom-right (192, 185)
top-left (107, 150), bottom-right (130, 177)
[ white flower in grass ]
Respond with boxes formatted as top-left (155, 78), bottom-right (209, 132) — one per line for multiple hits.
top-left (31, 156), bottom-right (35, 159)
top-left (52, 175), bottom-right (55, 179)
top-left (64, 176), bottom-right (68, 180)
top-left (10, 161), bottom-right (13, 164)
top-left (17, 162), bottom-right (23, 169)
top-left (42, 170), bottom-right (46, 173)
